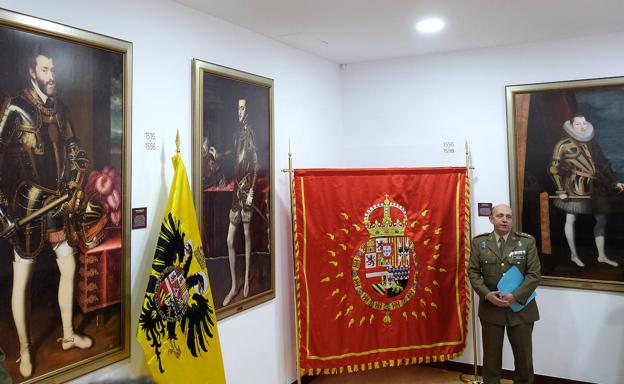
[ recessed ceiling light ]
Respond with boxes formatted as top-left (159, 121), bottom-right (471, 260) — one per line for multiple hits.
top-left (415, 18), bottom-right (445, 34)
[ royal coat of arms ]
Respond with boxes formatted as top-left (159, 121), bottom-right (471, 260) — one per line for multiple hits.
top-left (352, 195), bottom-right (418, 320)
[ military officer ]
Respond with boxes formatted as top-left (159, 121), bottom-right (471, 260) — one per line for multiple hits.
top-left (468, 204), bottom-right (541, 384)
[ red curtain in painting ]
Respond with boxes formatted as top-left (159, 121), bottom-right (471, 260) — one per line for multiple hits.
top-left (293, 167), bottom-right (469, 375)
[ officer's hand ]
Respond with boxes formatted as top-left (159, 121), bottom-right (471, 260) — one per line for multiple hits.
top-left (558, 193), bottom-right (568, 200)
top-left (486, 291), bottom-right (508, 307)
top-left (615, 182), bottom-right (624, 193)
top-left (499, 292), bottom-right (516, 305)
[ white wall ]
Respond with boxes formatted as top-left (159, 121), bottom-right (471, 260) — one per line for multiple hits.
top-left (342, 32), bottom-right (624, 384)
top-left (0, 0), bottom-right (343, 383)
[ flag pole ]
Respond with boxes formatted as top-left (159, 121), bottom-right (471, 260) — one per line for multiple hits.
top-left (176, 129), bottom-right (181, 154)
top-left (461, 141), bottom-right (484, 384)
top-left (281, 140), bottom-right (302, 384)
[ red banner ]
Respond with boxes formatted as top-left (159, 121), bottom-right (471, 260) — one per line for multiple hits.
top-left (293, 168), bottom-right (469, 375)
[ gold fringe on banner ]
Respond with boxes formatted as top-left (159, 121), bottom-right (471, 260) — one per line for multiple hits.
top-left (464, 170), bottom-right (472, 335)
top-left (299, 350), bottom-right (465, 377)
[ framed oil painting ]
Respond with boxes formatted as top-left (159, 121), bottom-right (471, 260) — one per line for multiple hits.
top-left (192, 59), bottom-right (274, 319)
top-left (507, 77), bottom-right (624, 292)
top-left (0, 8), bottom-right (132, 383)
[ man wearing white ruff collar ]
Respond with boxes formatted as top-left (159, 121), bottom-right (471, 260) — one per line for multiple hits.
top-left (549, 113), bottom-right (624, 267)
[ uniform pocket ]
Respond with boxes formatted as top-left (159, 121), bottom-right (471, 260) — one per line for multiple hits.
top-left (479, 256), bottom-right (498, 276)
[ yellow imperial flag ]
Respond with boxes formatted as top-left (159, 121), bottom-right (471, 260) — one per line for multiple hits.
top-left (137, 154), bottom-right (225, 383)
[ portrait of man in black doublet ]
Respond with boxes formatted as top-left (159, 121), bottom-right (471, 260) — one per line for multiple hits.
top-left (198, 70), bottom-right (273, 317)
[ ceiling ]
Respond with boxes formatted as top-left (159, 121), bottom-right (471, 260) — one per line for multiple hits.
top-left (175, 0), bottom-right (624, 64)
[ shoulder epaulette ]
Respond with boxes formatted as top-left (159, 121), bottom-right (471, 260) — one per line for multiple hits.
top-left (515, 231), bottom-right (534, 239)
top-left (473, 232), bottom-right (490, 238)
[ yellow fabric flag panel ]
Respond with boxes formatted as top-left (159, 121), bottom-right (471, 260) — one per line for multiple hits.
top-left (137, 155), bottom-right (225, 383)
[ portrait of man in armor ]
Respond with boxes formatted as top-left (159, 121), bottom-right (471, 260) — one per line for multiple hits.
top-left (222, 98), bottom-right (259, 306)
top-left (508, 80), bottom-right (624, 291)
top-left (0, 46), bottom-right (94, 379)
top-left (194, 61), bottom-right (274, 319)
top-left (0, 19), bottom-right (128, 383)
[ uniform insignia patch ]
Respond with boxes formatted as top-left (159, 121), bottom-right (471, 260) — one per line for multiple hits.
top-left (480, 241), bottom-right (487, 249)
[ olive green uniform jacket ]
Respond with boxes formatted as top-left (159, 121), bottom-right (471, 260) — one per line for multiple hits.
top-left (468, 231), bottom-right (541, 326)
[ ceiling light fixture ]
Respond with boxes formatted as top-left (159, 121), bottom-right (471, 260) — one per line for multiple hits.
top-left (415, 18), bottom-right (445, 33)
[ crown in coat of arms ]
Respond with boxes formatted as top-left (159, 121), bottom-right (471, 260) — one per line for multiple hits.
top-left (363, 194), bottom-right (407, 238)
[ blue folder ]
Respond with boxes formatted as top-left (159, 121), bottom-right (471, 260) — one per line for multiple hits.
top-left (497, 265), bottom-right (536, 313)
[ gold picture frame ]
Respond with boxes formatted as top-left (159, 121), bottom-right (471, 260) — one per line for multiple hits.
top-left (507, 77), bottom-right (624, 292)
top-left (192, 59), bottom-right (275, 319)
top-left (0, 8), bottom-right (132, 383)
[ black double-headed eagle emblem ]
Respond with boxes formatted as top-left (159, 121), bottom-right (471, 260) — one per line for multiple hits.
top-left (139, 213), bottom-right (215, 373)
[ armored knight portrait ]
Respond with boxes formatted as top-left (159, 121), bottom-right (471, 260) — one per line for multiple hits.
top-left (0, 46), bottom-right (95, 378)
top-left (222, 97), bottom-right (259, 306)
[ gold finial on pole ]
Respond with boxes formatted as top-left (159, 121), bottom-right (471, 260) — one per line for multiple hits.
top-left (176, 129), bottom-right (181, 154)
top-left (465, 139), bottom-right (475, 170)
top-left (288, 139), bottom-right (292, 173)
top-left (281, 138), bottom-right (293, 173)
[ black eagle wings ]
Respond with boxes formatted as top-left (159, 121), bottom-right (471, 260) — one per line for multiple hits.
top-left (139, 213), bottom-right (215, 373)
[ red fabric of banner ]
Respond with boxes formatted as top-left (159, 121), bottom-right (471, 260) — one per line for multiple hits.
top-left (293, 167), bottom-right (468, 374)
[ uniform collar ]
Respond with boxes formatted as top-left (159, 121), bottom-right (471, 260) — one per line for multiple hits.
top-left (493, 232), bottom-right (510, 243)
top-left (490, 231), bottom-right (517, 260)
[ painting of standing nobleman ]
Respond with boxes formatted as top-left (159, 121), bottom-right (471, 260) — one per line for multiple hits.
top-left (507, 77), bottom-right (624, 292)
top-left (193, 60), bottom-right (274, 320)
top-left (0, 9), bottom-right (131, 383)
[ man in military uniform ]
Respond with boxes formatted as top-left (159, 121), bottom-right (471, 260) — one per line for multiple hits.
top-left (0, 47), bottom-right (92, 378)
top-left (222, 98), bottom-right (258, 306)
top-left (468, 204), bottom-right (541, 384)
top-left (549, 113), bottom-right (624, 267)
